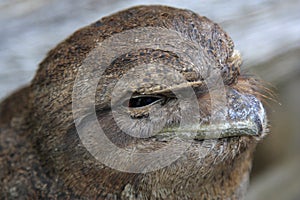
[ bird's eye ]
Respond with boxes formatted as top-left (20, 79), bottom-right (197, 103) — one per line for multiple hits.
top-left (126, 95), bottom-right (163, 108)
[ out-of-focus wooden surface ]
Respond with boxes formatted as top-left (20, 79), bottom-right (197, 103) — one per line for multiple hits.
top-left (1, 0), bottom-right (300, 199)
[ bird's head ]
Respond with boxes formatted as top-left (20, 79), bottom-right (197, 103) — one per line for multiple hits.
top-left (28, 5), bottom-right (269, 199)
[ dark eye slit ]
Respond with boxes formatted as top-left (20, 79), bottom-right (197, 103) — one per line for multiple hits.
top-left (127, 95), bottom-right (163, 108)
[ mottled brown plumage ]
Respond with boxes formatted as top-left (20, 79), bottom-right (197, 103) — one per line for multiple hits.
top-left (0, 5), bottom-right (268, 199)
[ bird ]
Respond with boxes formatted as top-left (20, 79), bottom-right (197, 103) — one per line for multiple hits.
top-left (0, 5), bottom-right (268, 199)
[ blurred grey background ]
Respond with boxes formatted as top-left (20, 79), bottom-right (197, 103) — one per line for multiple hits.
top-left (0, 0), bottom-right (299, 199)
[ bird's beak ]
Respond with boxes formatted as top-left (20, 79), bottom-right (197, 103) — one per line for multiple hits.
top-left (157, 89), bottom-right (267, 141)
